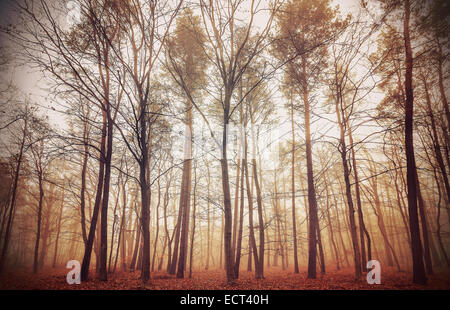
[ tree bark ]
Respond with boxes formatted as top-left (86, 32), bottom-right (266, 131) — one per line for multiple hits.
top-left (33, 170), bottom-right (44, 274)
top-left (81, 111), bottom-right (106, 282)
top-left (303, 60), bottom-right (319, 279)
top-left (290, 96), bottom-right (299, 273)
top-left (221, 93), bottom-right (235, 283)
top-left (176, 97), bottom-right (193, 278)
top-left (403, 0), bottom-right (427, 285)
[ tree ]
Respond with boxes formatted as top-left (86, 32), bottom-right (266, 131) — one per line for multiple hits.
top-left (29, 117), bottom-right (51, 273)
top-left (274, 0), bottom-right (342, 279)
top-left (0, 103), bottom-right (32, 274)
top-left (109, 0), bottom-right (183, 283)
top-left (165, 8), bottom-right (207, 278)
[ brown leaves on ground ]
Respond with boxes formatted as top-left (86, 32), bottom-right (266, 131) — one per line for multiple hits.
top-left (1, 267), bottom-right (449, 290)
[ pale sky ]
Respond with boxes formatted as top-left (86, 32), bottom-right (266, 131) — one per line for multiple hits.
top-left (1, 0), bottom-right (386, 169)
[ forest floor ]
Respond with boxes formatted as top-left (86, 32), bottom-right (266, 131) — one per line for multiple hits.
top-left (1, 266), bottom-right (450, 290)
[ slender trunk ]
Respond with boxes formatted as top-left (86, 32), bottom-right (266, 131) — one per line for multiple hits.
top-left (330, 182), bottom-right (350, 267)
top-left (188, 166), bottom-right (197, 278)
top-left (348, 122), bottom-right (369, 271)
top-left (232, 159), bottom-right (240, 258)
top-left (170, 190), bottom-right (183, 274)
top-left (120, 180), bottom-right (128, 271)
top-left (335, 88), bottom-right (361, 279)
top-left (393, 164), bottom-right (412, 246)
top-left (53, 185), bottom-right (64, 268)
top-left (113, 180), bottom-right (126, 273)
top-left (303, 60), bottom-right (319, 279)
top-left (176, 159), bottom-right (192, 278)
top-left (221, 95), bottom-right (235, 282)
top-left (33, 173), bottom-right (44, 274)
top-left (274, 175), bottom-right (285, 270)
top-left (108, 189), bottom-right (120, 273)
top-left (252, 158), bottom-right (264, 278)
top-left (290, 97), bottom-right (299, 273)
top-left (206, 165), bottom-right (211, 270)
top-left (367, 171), bottom-right (394, 267)
top-left (282, 178), bottom-right (289, 268)
top-left (234, 160), bottom-right (245, 278)
top-left (415, 172), bottom-right (433, 274)
top-left (324, 177), bottom-right (340, 270)
top-left (139, 163), bottom-right (150, 282)
top-left (220, 210), bottom-right (223, 270)
top-left (244, 146), bottom-right (259, 278)
top-left (152, 177), bottom-right (162, 272)
top-left (80, 112), bottom-right (106, 282)
top-left (164, 208), bottom-right (171, 272)
top-left (403, 0), bottom-right (426, 285)
top-left (130, 217), bottom-right (141, 272)
top-left (247, 238), bottom-right (252, 271)
top-left (176, 102), bottom-right (193, 278)
top-left (80, 124), bottom-right (89, 246)
top-left (99, 108), bottom-right (113, 281)
top-left (316, 223), bottom-right (325, 275)
top-left (138, 93), bottom-right (152, 282)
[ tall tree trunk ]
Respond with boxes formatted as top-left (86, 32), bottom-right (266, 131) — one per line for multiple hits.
top-left (188, 165), bottom-right (197, 278)
top-left (334, 88), bottom-right (362, 279)
top-left (113, 178), bottom-right (126, 273)
top-left (324, 177), bottom-right (340, 270)
top-left (176, 98), bottom-right (193, 278)
top-left (129, 217), bottom-right (141, 272)
top-left (247, 238), bottom-right (252, 271)
top-left (120, 178), bottom-right (128, 272)
top-left (232, 159), bottom-right (240, 258)
top-left (403, 0), bottom-right (427, 285)
top-left (152, 177), bottom-right (162, 272)
top-left (164, 181), bottom-right (173, 273)
top-left (139, 155), bottom-right (150, 282)
top-left (365, 168), bottom-right (395, 268)
top-left (220, 209), bottom-right (224, 270)
top-left (80, 120), bottom-right (89, 246)
top-left (274, 174), bottom-right (285, 270)
top-left (99, 107), bottom-right (114, 281)
top-left (137, 94), bottom-right (152, 283)
top-left (347, 121), bottom-right (369, 271)
top-left (415, 172), bottom-right (433, 274)
top-left (316, 223), bottom-right (325, 275)
top-left (290, 97), bottom-right (299, 273)
top-left (282, 178), bottom-right (289, 269)
top-left (206, 164), bottom-right (211, 270)
top-left (53, 183), bottom-right (64, 268)
top-left (252, 156), bottom-right (265, 279)
top-left (303, 58), bottom-right (319, 279)
top-left (108, 189), bottom-right (120, 273)
top-left (234, 159), bottom-right (245, 278)
top-left (81, 112), bottom-right (106, 282)
top-left (170, 187), bottom-right (183, 274)
top-left (33, 173), bottom-right (44, 274)
top-left (244, 140), bottom-right (259, 278)
top-left (221, 93), bottom-right (235, 283)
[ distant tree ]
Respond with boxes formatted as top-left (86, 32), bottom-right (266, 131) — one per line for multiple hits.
top-left (274, 0), bottom-right (343, 279)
